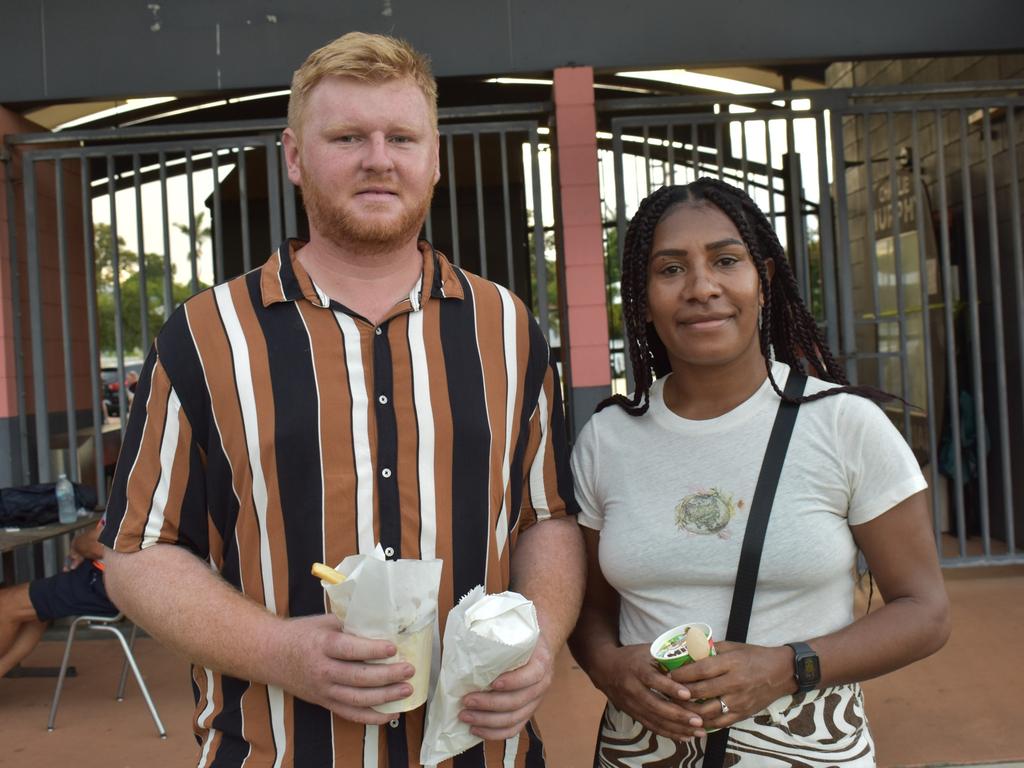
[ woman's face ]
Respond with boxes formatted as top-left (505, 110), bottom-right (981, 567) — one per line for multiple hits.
top-left (646, 202), bottom-right (770, 373)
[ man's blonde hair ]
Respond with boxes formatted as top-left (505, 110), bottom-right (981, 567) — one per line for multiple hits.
top-left (288, 31), bottom-right (438, 135)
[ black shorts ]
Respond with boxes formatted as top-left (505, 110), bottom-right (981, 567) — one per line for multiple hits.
top-left (28, 563), bottom-right (117, 622)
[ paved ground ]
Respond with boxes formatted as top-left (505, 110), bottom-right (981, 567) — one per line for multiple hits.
top-left (1, 564), bottom-right (1021, 767)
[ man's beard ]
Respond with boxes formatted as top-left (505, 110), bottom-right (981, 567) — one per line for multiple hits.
top-left (300, 171), bottom-right (433, 254)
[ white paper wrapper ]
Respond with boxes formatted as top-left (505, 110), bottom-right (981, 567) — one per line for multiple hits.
top-left (321, 546), bottom-right (443, 713)
top-left (420, 586), bottom-right (540, 766)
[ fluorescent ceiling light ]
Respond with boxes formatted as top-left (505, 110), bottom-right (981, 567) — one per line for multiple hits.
top-left (617, 69), bottom-right (774, 95)
top-left (124, 89), bottom-right (291, 126)
top-left (54, 97), bottom-right (177, 131)
top-left (485, 77), bottom-right (652, 94)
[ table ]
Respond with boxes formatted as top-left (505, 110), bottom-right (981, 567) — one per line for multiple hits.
top-left (1, 511), bottom-right (102, 679)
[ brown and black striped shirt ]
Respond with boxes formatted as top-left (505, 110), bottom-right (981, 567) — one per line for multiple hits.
top-left (100, 240), bottom-right (577, 768)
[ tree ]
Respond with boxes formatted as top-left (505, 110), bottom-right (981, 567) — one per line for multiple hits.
top-left (94, 223), bottom-right (201, 355)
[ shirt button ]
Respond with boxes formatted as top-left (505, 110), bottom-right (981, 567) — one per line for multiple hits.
top-left (375, 327), bottom-right (383, 336)
top-left (381, 467), bottom-right (392, 479)
top-left (389, 718), bottom-right (399, 728)
top-left (384, 546), bottom-right (395, 558)
top-left (378, 394), bottom-right (389, 405)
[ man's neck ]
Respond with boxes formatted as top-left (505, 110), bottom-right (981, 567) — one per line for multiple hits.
top-left (297, 233), bottom-right (424, 324)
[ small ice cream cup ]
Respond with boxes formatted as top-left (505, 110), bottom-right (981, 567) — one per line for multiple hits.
top-left (649, 622), bottom-right (716, 673)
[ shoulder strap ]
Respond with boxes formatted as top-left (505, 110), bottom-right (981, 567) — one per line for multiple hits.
top-left (703, 371), bottom-right (807, 768)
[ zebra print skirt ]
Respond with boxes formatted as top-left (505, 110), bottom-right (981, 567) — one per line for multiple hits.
top-left (594, 684), bottom-right (875, 767)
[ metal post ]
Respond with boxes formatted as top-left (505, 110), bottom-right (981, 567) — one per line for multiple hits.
top-left (472, 133), bottom-right (488, 279)
top-left (81, 158), bottom-right (106, 504)
top-left (885, 113), bottom-right (912, 439)
top-left (528, 126), bottom-right (548, 339)
top-left (133, 154), bottom-right (150, 351)
top-left (55, 159), bottom-right (79, 479)
top-left (23, 158), bottom-right (51, 482)
top-left (499, 131), bottom-right (515, 294)
top-left (446, 134), bottom-right (461, 267)
top-left (5, 146), bottom-right (30, 483)
top-left (158, 152), bottom-right (173, 321)
top-left (815, 110), bottom-right (839, 354)
top-left (829, 110), bottom-right (858, 383)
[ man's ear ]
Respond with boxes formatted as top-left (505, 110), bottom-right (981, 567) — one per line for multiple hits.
top-left (282, 127), bottom-right (303, 187)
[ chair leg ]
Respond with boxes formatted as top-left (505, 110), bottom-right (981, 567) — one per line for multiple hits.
top-left (100, 625), bottom-right (167, 738)
top-left (47, 617), bottom-right (85, 732)
top-left (115, 622), bottom-right (137, 701)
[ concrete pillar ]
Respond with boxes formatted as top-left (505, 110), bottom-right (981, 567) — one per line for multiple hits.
top-left (552, 67), bottom-right (611, 437)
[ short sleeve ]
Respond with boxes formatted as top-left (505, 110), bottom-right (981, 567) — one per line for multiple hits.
top-left (517, 337), bottom-right (579, 533)
top-left (839, 395), bottom-right (928, 526)
top-left (570, 419), bottom-right (605, 531)
top-left (99, 347), bottom-right (208, 557)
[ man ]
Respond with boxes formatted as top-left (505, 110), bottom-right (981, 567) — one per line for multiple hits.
top-left (0, 525), bottom-right (113, 679)
top-left (100, 31), bottom-right (584, 767)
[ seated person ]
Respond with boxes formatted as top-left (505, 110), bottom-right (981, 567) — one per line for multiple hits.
top-left (0, 524), bottom-right (115, 678)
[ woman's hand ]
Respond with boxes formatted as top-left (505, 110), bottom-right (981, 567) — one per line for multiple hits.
top-left (668, 641), bottom-right (795, 729)
top-left (589, 643), bottom-right (706, 741)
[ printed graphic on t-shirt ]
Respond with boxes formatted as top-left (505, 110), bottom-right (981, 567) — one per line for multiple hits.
top-left (674, 488), bottom-right (745, 537)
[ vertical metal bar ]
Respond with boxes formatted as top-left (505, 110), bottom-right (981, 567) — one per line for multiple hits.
top-left (158, 152), bottom-right (173, 321)
top-left (885, 113), bottom-right (912, 439)
top-left (446, 134), bottom-right (461, 267)
top-left (23, 159), bottom-right (51, 481)
top-left (5, 147), bottom-right (30, 483)
top-left (642, 125), bottom-right (652, 194)
top-left (237, 147), bottom-right (252, 272)
top-left (265, 137), bottom-right (283, 249)
top-left (1007, 106), bottom-right (1023, 557)
top-left (815, 110), bottom-right (839, 354)
top-left (185, 151), bottom-right (199, 294)
top-left (81, 158), bottom-right (106, 504)
top-left (212, 150), bottom-right (225, 282)
top-left (132, 154), bottom-right (149, 351)
top-left (666, 123), bottom-right (676, 186)
top-left (613, 122), bottom-right (633, 394)
top-left (108, 157), bottom-right (128, 438)
top-left (863, 114), bottom-right (884, 390)
top-left (740, 119), bottom-right (750, 195)
top-left (785, 148), bottom-right (809, 303)
top-left (499, 131), bottom-right (515, 294)
top-left (472, 133), bottom-right (488, 279)
top-left (982, 109), bottom-right (1012, 556)
top-left (829, 110), bottom-right (858, 383)
top-left (764, 119), bottom-right (778, 227)
top-left (910, 111), bottom-right (941, 553)
top-left (958, 108), bottom-right (990, 555)
top-left (279, 140), bottom-right (297, 241)
top-left (715, 120), bottom-right (724, 180)
top-left (55, 159), bottom-right (79, 479)
top-left (528, 127), bottom-right (548, 338)
top-left (424, 206), bottom-right (434, 244)
top-left (690, 124), bottom-right (700, 181)
top-left (935, 111), bottom-right (966, 559)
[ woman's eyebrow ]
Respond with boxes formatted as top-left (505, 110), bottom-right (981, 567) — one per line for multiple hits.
top-left (705, 238), bottom-right (745, 250)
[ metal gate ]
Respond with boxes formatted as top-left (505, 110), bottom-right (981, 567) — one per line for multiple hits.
top-left (2, 105), bottom-right (555, 513)
top-left (600, 81), bottom-right (1024, 567)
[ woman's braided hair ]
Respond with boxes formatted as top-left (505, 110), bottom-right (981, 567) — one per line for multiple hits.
top-left (600, 177), bottom-right (892, 415)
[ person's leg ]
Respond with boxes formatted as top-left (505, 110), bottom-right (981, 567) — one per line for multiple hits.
top-left (0, 584), bottom-right (45, 677)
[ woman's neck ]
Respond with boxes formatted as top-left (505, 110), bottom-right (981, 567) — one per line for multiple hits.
top-left (662, 352), bottom-right (770, 420)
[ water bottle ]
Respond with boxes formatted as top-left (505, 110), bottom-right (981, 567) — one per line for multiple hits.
top-left (55, 473), bottom-right (77, 524)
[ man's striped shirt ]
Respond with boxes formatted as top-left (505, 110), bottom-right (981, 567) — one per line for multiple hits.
top-left (100, 240), bottom-right (577, 768)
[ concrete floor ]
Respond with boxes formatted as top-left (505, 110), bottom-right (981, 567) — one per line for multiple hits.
top-left (1, 564), bottom-right (1021, 767)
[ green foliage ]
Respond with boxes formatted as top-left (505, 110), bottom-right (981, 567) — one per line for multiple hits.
top-left (94, 223), bottom-right (203, 355)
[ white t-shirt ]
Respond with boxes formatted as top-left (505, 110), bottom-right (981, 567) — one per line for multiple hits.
top-left (572, 361), bottom-right (927, 649)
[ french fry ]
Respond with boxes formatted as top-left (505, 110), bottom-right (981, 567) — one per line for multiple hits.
top-left (311, 562), bottom-right (346, 585)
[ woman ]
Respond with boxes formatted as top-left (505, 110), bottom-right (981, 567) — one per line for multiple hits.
top-left (569, 179), bottom-right (950, 767)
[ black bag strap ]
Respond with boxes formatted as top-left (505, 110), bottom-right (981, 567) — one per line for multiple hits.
top-left (702, 371), bottom-right (807, 768)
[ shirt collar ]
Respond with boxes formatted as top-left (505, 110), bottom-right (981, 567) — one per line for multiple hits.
top-left (260, 238), bottom-right (465, 309)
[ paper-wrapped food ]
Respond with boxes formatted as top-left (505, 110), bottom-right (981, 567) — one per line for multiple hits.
top-left (420, 586), bottom-right (540, 765)
top-left (319, 547), bottom-right (442, 713)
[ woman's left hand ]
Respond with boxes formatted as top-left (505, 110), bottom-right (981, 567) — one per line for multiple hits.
top-left (667, 641), bottom-right (795, 729)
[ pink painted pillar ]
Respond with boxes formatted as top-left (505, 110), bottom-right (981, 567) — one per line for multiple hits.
top-left (552, 66), bottom-right (611, 434)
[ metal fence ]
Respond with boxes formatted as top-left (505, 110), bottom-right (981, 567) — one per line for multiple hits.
top-left (2, 105), bottom-right (555, 513)
top-left (598, 82), bottom-right (1024, 567)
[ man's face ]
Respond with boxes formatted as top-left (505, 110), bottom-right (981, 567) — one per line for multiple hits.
top-left (283, 76), bottom-right (440, 253)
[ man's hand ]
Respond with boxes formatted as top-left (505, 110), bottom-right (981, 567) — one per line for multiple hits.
top-left (589, 643), bottom-right (704, 741)
top-left (458, 633), bottom-right (555, 741)
top-left (275, 614), bottom-right (417, 725)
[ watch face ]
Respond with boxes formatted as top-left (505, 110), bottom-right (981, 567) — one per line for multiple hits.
top-left (798, 656), bottom-right (819, 680)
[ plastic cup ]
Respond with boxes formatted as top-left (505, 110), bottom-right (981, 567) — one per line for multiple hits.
top-left (371, 624), bottom-right (433, 714)
top-left (649, 622), bottom-right (716, 673)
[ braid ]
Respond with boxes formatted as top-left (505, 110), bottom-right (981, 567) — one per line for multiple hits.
top-left (601, 177), bottom-right (899, 415)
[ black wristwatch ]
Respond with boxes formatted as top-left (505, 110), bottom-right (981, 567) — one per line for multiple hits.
top-left (785, 642), bottom-right (821, 693)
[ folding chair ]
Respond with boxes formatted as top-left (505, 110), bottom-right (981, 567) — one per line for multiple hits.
top-left (47, 612), bottom-right (167, 738)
